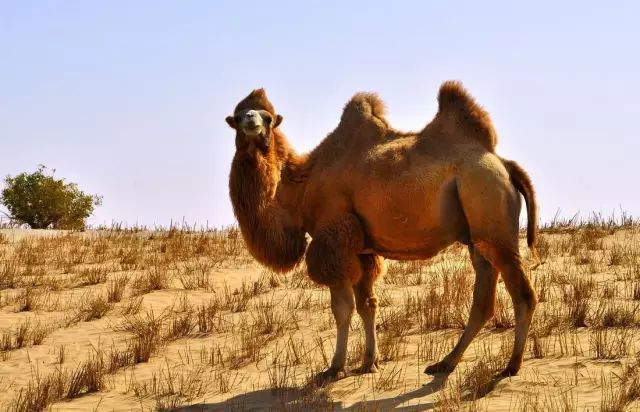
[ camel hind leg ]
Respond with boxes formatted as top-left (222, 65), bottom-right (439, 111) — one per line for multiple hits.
top-left (475, 241), bottom-right (536, 375)
top-left (455, 157), bottom-right (537, 376)
top-left (425, 245), bottom-right (499, 374)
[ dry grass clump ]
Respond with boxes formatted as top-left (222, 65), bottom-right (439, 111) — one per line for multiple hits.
top-left (118, 245), bottom-right (143, 271)
top-left (0, 260), bottom-right (20, 289)
top-left (385, 260), bottom-right (431, 286)
top-left (134, 363), bottom-right (211, 411)
top-left (225, 322), bottom-right (271, 368)
top-left (9, 368), bottom-right (68, 412)
top-left (14, 286), bottom-right (45, 312)
top-left (267, 351), bottom-right (297, 391)
top-left (251, 296), bottom-right (293, 336)
top-left (116, 310), bottom-right (167, 363)
top-left (600, 360), bottom-right (640, 412)
top-left (418, 334), bottom-right (455, 363)
top-left (66, 352), bottom-right (106, 398)
top-left (166, 311), bottom-right (197, 341)
top-left (221, 280), bottom-right (267, 312)
top-left (377, 307), bottom-right (409, 361)
top-left (458, 339), bottom-right (512, 400)
top-left (106, 274), bottom-right (129, 303)
top-left (1, 320), bottom-right (52, 358)
top-left (402, 263), bottom-right (473, 332)
top-left (589, 328), bottom-right (634, 359)
top-left (372, 363), bottom-right (406, 391)
top-left (195, 299), bottom-right (222, 334)
top-left (490, 291), bottom-right (515, 329)
top-left (132, 264), bottom-right (170, 294)
top-left (9, 350), bottom-right (107, 411)
top-left (73, 267), bottom-right (108, 286)
top-left (562, 276), bottom-right (595, 328)
top-left (66, 293), bottom-right (112, 325)
top-left (119, 295), bottom-right (143, 316)
top-left (178, 260), bottom-right (214, 290)
top-left (591, 299), bottom-right (639, 328)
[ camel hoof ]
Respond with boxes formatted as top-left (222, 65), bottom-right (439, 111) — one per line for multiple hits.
top-left (424, 361), bottom-right (455, 375)
top-left (315, 367), bottom-right (347, 384)
top-left (498, 366), bottom-right (520, 378)
top-left (354, 363), bottom-right (379, 374)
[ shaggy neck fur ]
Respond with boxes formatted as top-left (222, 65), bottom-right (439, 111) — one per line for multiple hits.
top-left (229, 129), bottom-right (308, 273)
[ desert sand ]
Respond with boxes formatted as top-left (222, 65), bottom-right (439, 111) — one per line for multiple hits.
top-left (0, 219), bottom-right (639, 411)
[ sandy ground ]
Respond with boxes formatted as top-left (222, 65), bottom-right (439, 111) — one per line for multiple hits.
top-left (0, 226), bottom-right (639, 411)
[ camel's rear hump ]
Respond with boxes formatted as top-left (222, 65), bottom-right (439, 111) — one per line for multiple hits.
top-left (436, 81), bottom-right (497, 152)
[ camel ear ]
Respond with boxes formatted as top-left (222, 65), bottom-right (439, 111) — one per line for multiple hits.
top-left (274, 114), bottom-right (283, 128)
top-left (225, 116), bottom-right (236, 129)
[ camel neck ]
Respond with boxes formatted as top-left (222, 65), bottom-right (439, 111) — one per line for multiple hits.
top-left (228, 135), bottom-right (308, 272)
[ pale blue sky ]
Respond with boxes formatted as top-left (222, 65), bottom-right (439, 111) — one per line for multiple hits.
top-left (1, 1), bottom-right (639, 227)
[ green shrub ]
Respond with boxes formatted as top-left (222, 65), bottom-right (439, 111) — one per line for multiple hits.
top-left (1, 165), bottom-right (102, 230)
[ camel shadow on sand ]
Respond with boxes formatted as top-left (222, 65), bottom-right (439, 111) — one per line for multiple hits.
top-left (172, 371), bottom-right (508, 411)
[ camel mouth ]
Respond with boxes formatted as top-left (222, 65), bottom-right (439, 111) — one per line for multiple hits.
top-left (242, 124), bottom-right (262, 135)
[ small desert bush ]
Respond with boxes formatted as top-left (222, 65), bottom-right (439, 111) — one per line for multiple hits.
top-left (9, 368), bottom-right (67, 412)
top-left (132, 265), bottom-right (169, 294)
top-left (117, 310), bottom-right (167, 362)
top-left (68, 293), bottom-right (112, 324)
top-left (66, 353), bottom-right (106, 398)
top-left (107, 274), bottom-right (129, 303)
top-left (74, 267), bottom-right (108, 285)
top-left (589, 328), bottom-right (634, 359)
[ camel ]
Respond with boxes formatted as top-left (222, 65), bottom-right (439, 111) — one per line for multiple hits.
top-left (224, 82), bottom-right (538, 380)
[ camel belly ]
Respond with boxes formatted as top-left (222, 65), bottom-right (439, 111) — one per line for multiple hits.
top-left (352, 175), bottom-right (468, 259)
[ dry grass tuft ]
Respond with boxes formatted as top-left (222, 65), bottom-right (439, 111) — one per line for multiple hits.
top-left (106, 274), bottom-right (129, 303)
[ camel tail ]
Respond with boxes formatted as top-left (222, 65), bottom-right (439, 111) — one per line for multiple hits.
top-left (437, 80), bottom-right (497, 151)
top-left (341, 92), bottom-right (388, 125)
top-left (501, 158), bottom-right (538, 251)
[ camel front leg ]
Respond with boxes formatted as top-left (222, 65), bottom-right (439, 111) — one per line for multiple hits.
top-left (325, 284), bottom-right (355, 379)
top-left (306, 214), bottom-right (365, 381)
top-left (354, 254), bottom-right (384, 374)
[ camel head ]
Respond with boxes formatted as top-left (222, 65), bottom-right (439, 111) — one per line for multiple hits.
top-left (226, 89), bottom-right (283, 152)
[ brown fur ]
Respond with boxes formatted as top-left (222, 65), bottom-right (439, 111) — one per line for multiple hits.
top-left (306, 214), bottom-right (365, 286)
top-left (226, 81), bottom-right (538, 377)
top-left (434, 80), bottom-right (497, 152)
top-left (233, 88), bottom-right (276, 115)
top-left (228, 124), bottom-right (307, 273)
top-left (341, 92), bottom-right (388, 126)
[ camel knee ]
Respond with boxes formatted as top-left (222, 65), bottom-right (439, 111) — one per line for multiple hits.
top-left (356, 295), bottom-right (378, 315)
top-left (481, 300), bottom-right (496, 323)
top-left (520, 281), bottom-right (537, 313)
top-left (355, 254), bottom-right (382, 316)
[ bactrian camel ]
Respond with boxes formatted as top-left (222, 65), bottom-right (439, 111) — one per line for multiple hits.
top-left (225, 82), bottom-right (538, 380)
